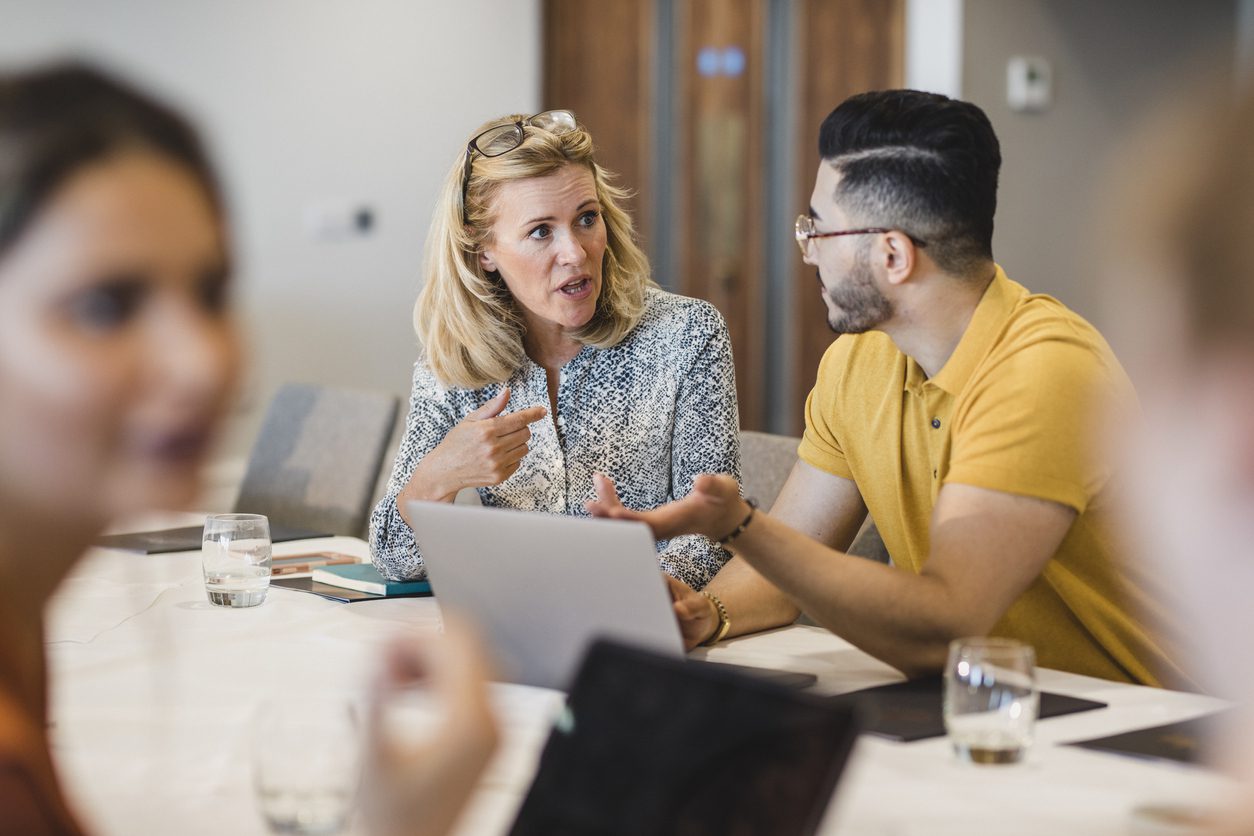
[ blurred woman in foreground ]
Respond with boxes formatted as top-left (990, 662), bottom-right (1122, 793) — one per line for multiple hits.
top-left (1103, 81), bottom-right (1254, 833)
top-left (0, 63), bottom-right (494, 836)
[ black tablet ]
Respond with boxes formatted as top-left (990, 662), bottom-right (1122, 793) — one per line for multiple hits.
top-left (96, 524), bottom-right (330, 554)
top-left (509, 638), bottom-right (860, 836)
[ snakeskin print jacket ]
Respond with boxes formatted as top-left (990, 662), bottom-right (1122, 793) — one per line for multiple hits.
top-left (369, 288), bottom-right (741, 589)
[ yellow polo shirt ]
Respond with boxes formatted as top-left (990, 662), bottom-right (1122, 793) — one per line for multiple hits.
top-left (798, 267), bottom-right (1191, 688)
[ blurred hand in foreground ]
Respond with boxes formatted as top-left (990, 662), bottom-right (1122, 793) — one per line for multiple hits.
top-left (362, 615), bottom-right (499, 836)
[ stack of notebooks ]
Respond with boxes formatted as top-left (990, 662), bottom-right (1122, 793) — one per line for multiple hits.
top-left (270, 563), bottom-right (432, 602)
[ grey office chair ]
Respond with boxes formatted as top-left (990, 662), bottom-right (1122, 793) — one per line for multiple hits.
top-left (739, 430), bottom-right (801, 511)
top-left (234, 383), bottom-right (400, 538)
top-left (739, 429), bottom-right (889, 565)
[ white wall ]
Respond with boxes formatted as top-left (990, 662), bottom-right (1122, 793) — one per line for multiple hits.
top-left (0, 0), bottom-right (540, 456)
top-left (961, 0), bottom-right (1236, 329)
top-left (907, 0), bottom-right (1243, 331)
top-left (905, 0), bottom-right (963, 97)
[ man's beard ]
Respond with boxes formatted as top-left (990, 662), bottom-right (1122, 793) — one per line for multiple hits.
top-left (823, 254), bottom-right (893, 334)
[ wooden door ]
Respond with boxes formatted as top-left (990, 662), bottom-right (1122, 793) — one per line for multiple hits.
top-left (543, 0), bottom-right (904, 434)
top-left (542, 0), bottom-right (655, 251)
top-left (792, 0), bottom-right (904, 426)
top-left (674, 0), bottom-right (767, 429)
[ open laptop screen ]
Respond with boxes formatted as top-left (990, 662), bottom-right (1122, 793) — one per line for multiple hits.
top-left (409, 501), bottom-right (684, 689)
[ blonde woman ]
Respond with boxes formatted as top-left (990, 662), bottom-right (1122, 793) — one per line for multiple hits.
top-left (370, 111), bottom-right (741, 587)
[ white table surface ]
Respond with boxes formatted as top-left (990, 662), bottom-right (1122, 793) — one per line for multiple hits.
top-left (45, 529), bottom-right (1234, 836)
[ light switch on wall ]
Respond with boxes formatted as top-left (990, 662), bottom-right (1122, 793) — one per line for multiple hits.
top-left (303, 201), bottom-right (375, 241)
top-left (1007, 56), bottom-right (1052, 113)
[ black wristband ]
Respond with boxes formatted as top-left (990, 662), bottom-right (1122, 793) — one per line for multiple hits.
top-left (716, 498), bottom-right (758, 546)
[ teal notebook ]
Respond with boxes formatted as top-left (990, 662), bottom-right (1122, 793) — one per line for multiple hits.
top-left (311, 563), bottom-right (432, 596)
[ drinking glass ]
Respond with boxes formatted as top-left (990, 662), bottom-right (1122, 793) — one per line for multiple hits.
top-left (202, 513), bottom-right (272, 607)
top-left (943, 637), bottom-right (1038, 764)
top-left (253, 698), bottom-right (360, 835)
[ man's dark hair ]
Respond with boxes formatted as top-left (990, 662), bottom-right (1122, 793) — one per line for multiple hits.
top-left (819, 89), bottom-right (1001, 276)
top-left (0, 61), bottom-right (222, 258)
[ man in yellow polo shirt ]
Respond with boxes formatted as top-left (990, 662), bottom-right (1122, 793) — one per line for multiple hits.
top-left (589, 90), bottom-right (1190, 688)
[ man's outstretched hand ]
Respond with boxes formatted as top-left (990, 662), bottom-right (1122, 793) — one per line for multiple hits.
top-left (585, 471), bottom-right (749, 543)
top-left (586, 472), bottom-right (753, 649)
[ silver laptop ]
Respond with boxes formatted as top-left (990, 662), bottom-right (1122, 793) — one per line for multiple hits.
top-left (407, 501), bottom-right (815, 691)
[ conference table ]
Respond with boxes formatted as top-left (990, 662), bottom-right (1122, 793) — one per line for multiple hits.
top-left (45, 524), bottom-right (1233, 835)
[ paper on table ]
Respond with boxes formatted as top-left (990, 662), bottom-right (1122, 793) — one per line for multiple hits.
top-left (269, 552), bottom-right (360, 576)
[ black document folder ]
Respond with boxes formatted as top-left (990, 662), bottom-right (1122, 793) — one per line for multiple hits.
top-left (97, 524), bottom-right (331, 554)
top-left (832, 674), bottom-right (1107, 742)
top-left (1066, 711), bottom-right (1230, 765)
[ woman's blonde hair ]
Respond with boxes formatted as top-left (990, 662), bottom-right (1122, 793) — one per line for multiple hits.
top-left (414, 113), bottom-right (653, 389)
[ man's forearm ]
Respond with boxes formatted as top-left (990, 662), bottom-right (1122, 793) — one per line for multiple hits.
top-left (726, 512), bottom-right (967, 677)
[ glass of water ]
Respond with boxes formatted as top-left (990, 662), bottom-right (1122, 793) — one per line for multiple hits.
top-left (253, 698), bottom-right (360, 835)
top-left (943, 637), bottom-right (1038, 765)
top-left (202, 513), bottom-right (272, 607)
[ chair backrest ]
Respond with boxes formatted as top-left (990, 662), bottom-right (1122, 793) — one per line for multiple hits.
top-left (740, 429), bottom-right (891, 566)
top-left (234, 383), bottom-right (400, 538)
top-left (848, 517), bottom-right (890, 565)
top-left (739, 430), bottom-right (801, 511)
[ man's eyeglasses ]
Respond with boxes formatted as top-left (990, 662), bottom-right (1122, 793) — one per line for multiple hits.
top-left (794, 215), bottom-right (928, 255)
top-left (461, 110), bottom-right (579, 222)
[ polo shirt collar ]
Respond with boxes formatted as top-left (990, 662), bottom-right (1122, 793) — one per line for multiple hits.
top-left (922, 264), bottom-right (1016, 396)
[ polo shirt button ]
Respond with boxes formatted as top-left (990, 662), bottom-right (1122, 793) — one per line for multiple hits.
top-left (933, 469), bottom-right (938, 478)
top-left (931, 417), bottom-right (941, 429)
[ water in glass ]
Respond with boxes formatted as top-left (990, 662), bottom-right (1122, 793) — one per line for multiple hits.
top-left (202, 514), bottom-right (271, 607)
top-left (944, 637), bottom-right (1038, 764)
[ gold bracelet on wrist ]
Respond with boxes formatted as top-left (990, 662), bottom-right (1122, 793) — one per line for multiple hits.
top-left (699, 590), bottom-right (731, 646)
top-left (716, 498), bottom-right (758, 546)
